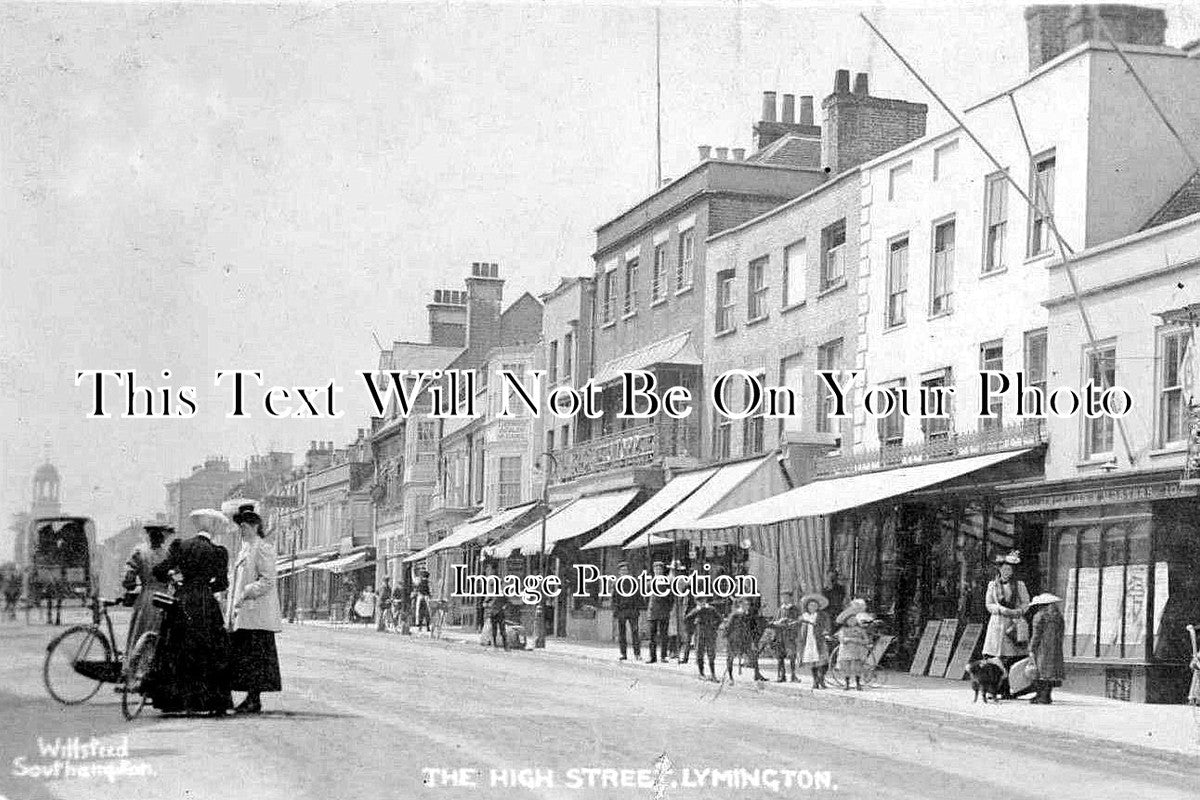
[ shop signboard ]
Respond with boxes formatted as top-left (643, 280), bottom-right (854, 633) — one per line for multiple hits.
top-left (945, 623), bottom-right (984, 680)
top-left (927, 619), bottom-right (959, 678)
top-left (909, 620), bottom-right (942, 676)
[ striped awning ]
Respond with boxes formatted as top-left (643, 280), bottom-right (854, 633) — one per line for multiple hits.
top-left (403, 501), bottom-right (540, 564)
top-left (582, 467), bottom-right (718, 550)
top-left (486, 489), bottom-right (640, 557)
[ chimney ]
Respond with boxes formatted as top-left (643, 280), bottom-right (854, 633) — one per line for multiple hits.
top-left (753, 90), bottom-right (822, 155)
top-left (715, 146), bottom-right (729, 160)
top-left (761, 91), bottom-right (777, 122)
top-left (781, 94), bottom-right (796, 124)
top-left (1026, 4), bottom-right (1166, 72)
top-left (428, 285), bottom-right (467, 347)
top-left (465, 261), bottom-right (504, 357)
top-left (698, 145), bottom-right (712, 161)
top-left (732, 147), bottom-right (746, 161)
top-left (800, 95), bottom-right (814, 126)
top-left (821, 68), bottom-right (928, 174)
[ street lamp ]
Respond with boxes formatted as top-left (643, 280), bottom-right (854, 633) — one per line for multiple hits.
top-left (534, 450), bottom-right (559, 649)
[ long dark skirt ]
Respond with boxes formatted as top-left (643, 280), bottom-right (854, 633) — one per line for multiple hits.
top-left (146, 587), bottom-right (232, 713)
top-left (229, 629), bottom-right (282, 692)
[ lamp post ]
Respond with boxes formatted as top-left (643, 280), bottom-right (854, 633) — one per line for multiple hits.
top-left (534, 451), bottom-right (559, 649)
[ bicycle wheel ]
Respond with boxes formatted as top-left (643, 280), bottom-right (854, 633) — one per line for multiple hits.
top-left (44, 625), bottom-right (112, 705)
top-left (826, 645), bottom-right (844, 684)
top-left (122, 631), bottom-right (158, 720)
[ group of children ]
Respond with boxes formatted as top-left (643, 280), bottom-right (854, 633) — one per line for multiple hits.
top-left (681, 589), bottom-right (877, 690)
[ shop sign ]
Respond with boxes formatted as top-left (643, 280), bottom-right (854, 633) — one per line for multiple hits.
top-left (1006, 480), bottom-right (1197, 513)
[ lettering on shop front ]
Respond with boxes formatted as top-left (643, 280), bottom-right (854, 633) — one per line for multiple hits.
top-left (1007, 482), bottom-right (1196, 513)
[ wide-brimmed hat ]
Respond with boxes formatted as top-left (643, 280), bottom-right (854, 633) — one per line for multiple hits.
top-left (835, 598), bottom-right (868, 624)
top-left (143, 523), bottom-right (174, 535)
top-left (668, 559), bottom-right (685, 571)
top-left (798, 592), bottom-right (829, 610)
top-left (856, 612), bottom-right (875, 625)
top-left (994, 550), bottom-right (1021, 565)
top-left (189, 508), bottom-right (232, 535)
top-left (1029, 593), bottom-right (1062, 607)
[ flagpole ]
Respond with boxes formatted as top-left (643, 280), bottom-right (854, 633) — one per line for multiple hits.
top-left (655, 5), bottom-right (662, 189)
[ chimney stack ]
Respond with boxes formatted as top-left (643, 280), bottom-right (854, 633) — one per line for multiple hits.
top-left (822, 67), bottom-right (927, 174)
top-left (732, 148), bottom-right (746, 161)
top-left (1025, 4), bottom-right (1167, 71)
top-left (698, 145), bottom-right (712, 161)
top-left (761, 91), bottom-right (777, 122)
top-left (800, 95), bottom-right (814, 126)
top-left (781, 94), bottom-right (796, 124)
top-left (715, 147), bottom-right (729, 160)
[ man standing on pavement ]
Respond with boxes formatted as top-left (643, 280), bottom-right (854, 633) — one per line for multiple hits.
top-left (612, 561), bottom-right (644, 661)
top-left (647, 561), bottom-right (673, 664)
top-left (377, 578), bottom-right (392, 632)
top-left (823, 569), bottom-right (846, 614)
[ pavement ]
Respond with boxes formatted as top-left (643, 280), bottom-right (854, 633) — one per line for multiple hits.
top-left (3, 608), bottom-right (1199, 800)
top-left (306, 618), bottom-right (1200, 760)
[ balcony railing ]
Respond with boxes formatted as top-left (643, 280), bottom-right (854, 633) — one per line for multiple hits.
top-left (555, 418), bottom-right (700, 483)
top-left (812, 419), bottom-right (1047, 479)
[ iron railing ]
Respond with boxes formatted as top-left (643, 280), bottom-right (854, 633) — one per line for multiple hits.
top-left (555, 418), bottom-right (700, 483)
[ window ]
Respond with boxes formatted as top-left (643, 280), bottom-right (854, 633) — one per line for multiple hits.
top-left (1025, 328), bottom-right (1048, 397)
top-left (501, 362), bottom-right (526, 416)
top-left (747, 256), bottom-right (769, 320)
top-left (886, 236), bottom-right (909, 328)
top-left (878, 380), bottom-right (906, 448)
top-left (416, 420), bottom-right (438, 462)
top-left (930, 219), bottom-right (955, 316)
top-left (715, 269), bottom-right (736, 333)
top-left (980, 340), bottom-right (1004, 431)
top-left (742, 374), bottom-right (765, 456)
top-left (498, 456), bottom-right (522, 508)
top-left (783, 239), bottom-right (806, 308)
top-left (888, 162), bottom-right (912, 201)
top-left (545, 429), bottom-right (555, 454)
top-left (623, 258), bottom-right (639, 315)
top-left (601, 270), bottom-right (617, 325)
top-left (548, 340), bottom-right (559, 384)
top-left (472, 445), bottom-right (485, 505)
top-left (921, 369), bottom-right (952, 441)
top-left (676, 229), bottom-right (695, 291)
top-left (983, 172), bottom-right (1008, 273)
top-left (1029, 151), bottom-right (1056, 256)
top-left (1159, 329), bottom-right (1190, 447)
top-left (651, 243), bottom-right (668, 303)
top-left (560, 424), bottom-right (570, 450)
top-left (816, 339), bottom-right (843, 435)
top-left (712, 411), bottom-right (732, 460)
top-left (562, 332), bottom-right (574, 382)
top-left (1084, 345), bottom-right (1116, 457)
top-left (933, 140), bottom-right (958, 181)
top-left (820, 219), bottom-right (847, 291)
top-left (779, 353), bottom-right (804, 438)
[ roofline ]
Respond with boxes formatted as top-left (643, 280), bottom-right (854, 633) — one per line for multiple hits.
top-left (594, 158), bottom-right (825, 235)
top-left (707, 168), bottom-right (858, 244)
top-left (855, 41), bottom-right (1189, 174)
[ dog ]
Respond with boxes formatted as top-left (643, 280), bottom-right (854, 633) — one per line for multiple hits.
top-left (966, 658), bottom-right (1007, 703)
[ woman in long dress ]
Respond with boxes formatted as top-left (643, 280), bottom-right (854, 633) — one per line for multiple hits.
top-left (1027, 593), bottom-right (1066, 705)
top-left (227, 508), bottom-right (282, 714)
top-left (121, 524), bottom-right (172, 668)
top-left (145, 511), bottom-right (233, 716)
top-left (982, 551), bottom-right (1031, 681)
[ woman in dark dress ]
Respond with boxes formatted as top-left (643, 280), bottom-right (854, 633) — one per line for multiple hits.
top-left (227, 507), bottom-right (283, 714)
top-left (146, 510), bottom-right (233, 716)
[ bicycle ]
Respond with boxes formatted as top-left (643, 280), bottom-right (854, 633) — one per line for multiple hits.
top-left (828, 632), bottom-right (896, 688)
top-left (43, 595), bottom-right (125, 705)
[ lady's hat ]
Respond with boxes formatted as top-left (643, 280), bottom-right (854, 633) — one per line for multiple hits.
top-left (855, 612), bottom-right (876, 625)
top-left (143, 523), bottom-right (174, 535)
top-left (668, 559), bottom-right (686, 571)
top-left (221, 498), bottom-right (258, 518)
top-left (799, 592), bottom-right (830, 610)
top-left (232, 506), bottom-right (262, 527)
top-left (189, 508), bottom-right (232, 535)
top-left (1028, 593), bottom-right (1062, 607)
top-left (835, 598), bottom-right (868, 625)
top-left (994, 550), bottom-right (1022, 565)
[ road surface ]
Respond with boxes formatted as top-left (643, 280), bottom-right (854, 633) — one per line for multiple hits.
top-left (2, 608), bottom-right (1197, 800)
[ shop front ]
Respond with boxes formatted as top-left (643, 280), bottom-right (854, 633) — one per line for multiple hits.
top-left (1004, 471), bottom-right (1200, 703)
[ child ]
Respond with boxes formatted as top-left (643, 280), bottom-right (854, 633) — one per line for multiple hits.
top-left (723, 596), bottom-right (768, 683)
top-left (835, 608), bottom-right (872, 690)
top-left (684, 594), bottom-right (722, 681)
top-left (488, 595), bottom-right (509, 651)
top-left (772, 591), bottom-right (800, 683)
top-left (797, 592), bottom-right (831, 688)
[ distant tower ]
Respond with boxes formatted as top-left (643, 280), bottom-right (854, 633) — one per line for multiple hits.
top-left (32, 461), bottom-right (62, 518)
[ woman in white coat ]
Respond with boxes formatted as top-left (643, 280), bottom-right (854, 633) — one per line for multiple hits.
top-left (982, 550), bottom-right (1030, 682)
top-left (227, 507), bottom-right (282, 714)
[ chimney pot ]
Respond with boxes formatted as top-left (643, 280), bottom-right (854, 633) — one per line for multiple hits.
top-left (698, 145), bottom-right (712, 161)
top-left (732, 148), bottom-right (746, 161)
top-left (715, 147), bottom-right (729, 160)
top-left (834, 69), bottom-right (850, 93)
top-left (761, 91), bottom-right (777, 122)
top-left (800, 95), bottom-right (814, 126)
top-left (781, 94), bottom-right (796, 124)
top-left (853, 72), bottom-right (869, 96)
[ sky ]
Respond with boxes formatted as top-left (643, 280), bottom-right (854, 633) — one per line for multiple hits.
top-left (2, 0), bottom-right (1199, 556)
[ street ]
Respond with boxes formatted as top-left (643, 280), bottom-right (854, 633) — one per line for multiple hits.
top-left (2, 609), bottom-right (1198, 800)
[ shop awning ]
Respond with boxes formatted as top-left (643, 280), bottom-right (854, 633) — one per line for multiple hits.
top-left (403, 501), bottom-right (540, 563)
top-left (275, 548), bottom-right (339, 577)
top-left (694, 449), bottom-right (1035, 530)
top-left (581, 467), bottom-right (718, 550)
top-left (631, 456), bottom-right (776, 543)
top-left (486, 489), bottom-right (641, 557)
top-left (590, 331), bottom-right (701, 387)
top-left (310, 551), bottom-right (370, 573)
